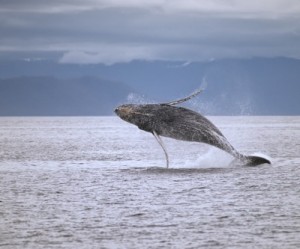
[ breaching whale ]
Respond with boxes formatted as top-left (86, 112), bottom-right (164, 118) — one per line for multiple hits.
top-left (115, 89), bottom-right (271, 167)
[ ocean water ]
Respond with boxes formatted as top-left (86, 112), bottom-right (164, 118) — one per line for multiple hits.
top-left (0, 116), bottom-right (299, 249)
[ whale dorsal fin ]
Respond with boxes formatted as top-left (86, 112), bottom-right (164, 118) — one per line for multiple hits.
top-left (162, 88), bottom-right (204, 106)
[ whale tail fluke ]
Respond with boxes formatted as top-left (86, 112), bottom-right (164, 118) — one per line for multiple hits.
top-left (240, 155), bottom-right (271, 166)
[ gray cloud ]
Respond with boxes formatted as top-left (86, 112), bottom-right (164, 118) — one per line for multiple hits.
top-left (1, 0), bottom-right (300, 64)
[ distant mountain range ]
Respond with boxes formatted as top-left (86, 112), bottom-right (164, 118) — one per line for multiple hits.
top-left (0, 76), bottom-right (132, 116)
top-left (0, 57), bottom-right (299, 115)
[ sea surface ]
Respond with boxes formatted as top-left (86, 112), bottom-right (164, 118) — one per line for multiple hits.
top-left (0, 116), bottom-right (299, 249)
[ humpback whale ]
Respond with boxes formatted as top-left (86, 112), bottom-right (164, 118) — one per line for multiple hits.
top-left (115, 89), bottom-right (271, 167)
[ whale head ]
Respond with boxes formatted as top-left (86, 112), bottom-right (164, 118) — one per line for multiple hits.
top-left (114, 104), bottom-right (155, 130)
top-left (114, 104), bottom-right (137, 122)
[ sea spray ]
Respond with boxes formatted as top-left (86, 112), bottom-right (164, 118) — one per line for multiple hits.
top-left (126, 92), bottom-right (155, 104)
top-left (176, 147), bottom-right (233, 168)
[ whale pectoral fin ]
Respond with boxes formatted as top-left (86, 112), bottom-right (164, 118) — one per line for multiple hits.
top-left (152, 130), bottom-right (169, 168)
top-left (161, 88), bottom-right (204, 106)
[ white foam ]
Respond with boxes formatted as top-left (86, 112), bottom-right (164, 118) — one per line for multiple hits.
top-left (177, 147), bottom-right (233, 168)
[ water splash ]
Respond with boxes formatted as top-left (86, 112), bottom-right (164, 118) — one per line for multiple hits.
top-left (189, 76), bottom-right (219, 115)
top-left (126, 92), bottom-right (154, 104)
top-left (236, 97), bottom-right (253, 116)
top-left (200, 76), bottom-right (208, 90)
top-left (177, 148), bottom-right (233, 168)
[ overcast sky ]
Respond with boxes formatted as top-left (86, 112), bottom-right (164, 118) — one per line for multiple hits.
top-left (1, 0), bottom-right (300, 64)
